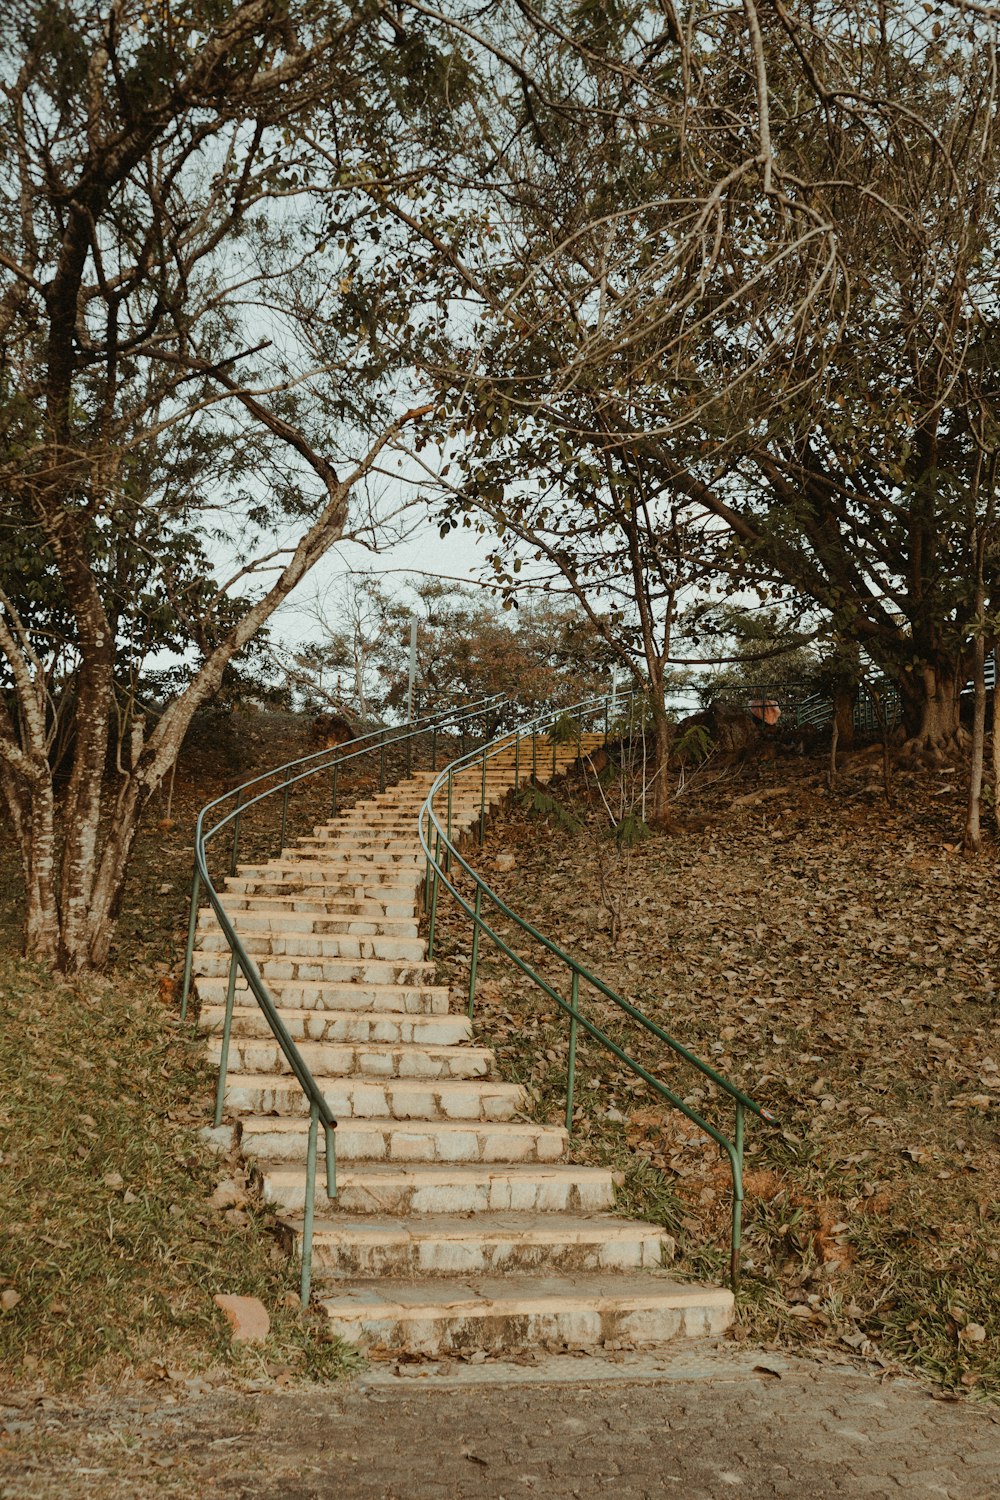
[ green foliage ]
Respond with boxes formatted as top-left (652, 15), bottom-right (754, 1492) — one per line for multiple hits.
top-left (613, 810), bottom-right (651, 847)
top-left (546, 712), bottom-right (582, 746)
top-left (672, 722), bottom-right (713, 766)
top-left (519, 785), bottom-right (583, 834)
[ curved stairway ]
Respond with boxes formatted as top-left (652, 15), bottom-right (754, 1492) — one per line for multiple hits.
top-left (193, 737), bottom-right (734, 1355)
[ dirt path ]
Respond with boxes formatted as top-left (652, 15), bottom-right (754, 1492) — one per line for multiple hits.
top-left (3, 1348), bottom-right (997, 1499)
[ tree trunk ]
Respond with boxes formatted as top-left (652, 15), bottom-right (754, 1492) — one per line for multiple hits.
top-left (964, 634), bottom-right (986, 853)
top-left (648, 692), bottom-right (673, 829)
top-left (899, 664), bottom-right (967, 764)
top-left (23, 782), bottom-right (60, 965)
top-left (964, 542), bottom-right (987, 853)
top-left (832, 686), bottom-right (856, 751)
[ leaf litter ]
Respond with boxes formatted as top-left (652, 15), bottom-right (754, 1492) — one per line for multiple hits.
top-left (432, 746), bottom-right (1000, 1400)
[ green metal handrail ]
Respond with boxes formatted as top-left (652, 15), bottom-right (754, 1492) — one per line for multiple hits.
top-left (419, 692), bottom-right (778, 1288)
top-left (181, 691), bottom-right (507, 1303)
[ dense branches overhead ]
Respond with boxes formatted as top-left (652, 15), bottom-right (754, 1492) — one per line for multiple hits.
top-left (2, 0), bottom-right (999, 966)
top-left (393, 2), bottom-right (1000, 753)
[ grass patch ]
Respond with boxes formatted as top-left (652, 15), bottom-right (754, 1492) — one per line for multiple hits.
top-left (0, 954), bottom-right (360, 1391)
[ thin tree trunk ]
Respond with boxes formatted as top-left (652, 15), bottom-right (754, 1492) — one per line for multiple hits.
top-left (828, 715), bottom-right (839, 791)
top-left (648, 693), bottom-right (673, 828)
top-left (964, 546), bottom-right (987, 854)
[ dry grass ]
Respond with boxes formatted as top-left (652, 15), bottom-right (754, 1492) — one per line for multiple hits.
top-left (0, 954), bottom-right (361, 1390)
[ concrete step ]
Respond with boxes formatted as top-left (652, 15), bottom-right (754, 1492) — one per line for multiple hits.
top-left (274, 849), bottom-right (425, 867)
top-left (194, 975), bottom-right (451, 1014)
top-left (258, 1161), bottom-right (613, 1215)
top-left (219, 894), bottom-right (418, 919)
top-left (230, 864), bottom-right (423, 888)
top-left (197, 911), bottom-right (419, 937)
top-left (298, 1212), bottom-right (671, 1277)
top-left (242, 1115), bottom-right (566, 1165)
top-left (194, 953), bottom-right (437, 985)
top-left (317, 1273), bottom-right (733, 1355)
top-left (208, 1036), bottom-right (492, 1081)
top-left (195, 930), bottom-right (426, 962)
top-left (224, 1073), bottom-right (525, 1120)
top-left (199, 1003), bottom-right (471, 1047)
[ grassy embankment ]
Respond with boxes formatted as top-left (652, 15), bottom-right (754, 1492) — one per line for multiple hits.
top-left (0, 709), bottom-right (419, 1391)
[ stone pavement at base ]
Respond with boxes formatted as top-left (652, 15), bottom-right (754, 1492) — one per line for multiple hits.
top-left (1, 1348), bottom-right (998, 1500)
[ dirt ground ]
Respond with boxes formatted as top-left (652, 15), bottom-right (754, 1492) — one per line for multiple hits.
top-left (2, 1347), bottom-right (998, 1500)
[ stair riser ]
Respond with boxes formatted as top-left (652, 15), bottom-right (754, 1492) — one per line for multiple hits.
top-left (229, 872), bottom-right (422, 891)
top-left (195, 956), bottom-right (436, 984)
top-left (277, 852), bottom-right (425, 868)
top-left (225, 1080), bottom-right (522, 1120)
top-left (296, 837), bottom-right (424, 851)
top-left (245, 1123), bottom-right (565, 1165)
top-left (262, 1175), bottom-right (614, 1216)
top-left (208, 1040), bottom-right (491, 1081)
top-left (194, 980), bottom-right (449, 1014)
top-left (221, 897), bottom-right (418, 918)
top-left (196, 933), bottom-right (426, 961)
top-left (321, 1300), bottom-right (732, 1356)
top-left (198, 914), bottom-right (418, 936)
top-left (199, 1007), bottom-right (470, 1046)
top-left (306, 1236), bottom-right (667, 1278)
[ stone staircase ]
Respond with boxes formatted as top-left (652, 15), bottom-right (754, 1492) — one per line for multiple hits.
top-left (193, 736), bottom-right (734, 1356)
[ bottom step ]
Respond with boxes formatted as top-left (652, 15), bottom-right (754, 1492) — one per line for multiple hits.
top-left (318, 1272), bottom-right (733, 1355)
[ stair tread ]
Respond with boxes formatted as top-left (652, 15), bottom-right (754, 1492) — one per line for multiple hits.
top-left (228, 1071), bottom-right (522, 1093)
top-left (296, 1212), bottom-right (668, 1242)
top-left (317, 1272), bottom-right (730, 1314)
top-left (262, 1161), bottom-right (602, 1183)
top-left (201, 1003), bottom-right (466, 1026)
top-left (242, 1116), bottom-right (562, 1138)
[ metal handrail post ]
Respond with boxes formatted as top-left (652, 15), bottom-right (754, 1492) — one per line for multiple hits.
top-left (325, 1122), bottom-right (337, 1199)
top-left (432, 725), bottom-right (437, 771)
top-left (379, 731), bottom-right (386, 792)
top-left (213, 950), bottom-right (240, 1127)
top-left (730, 1102), bottom-right (746, 1289)
top-left (446, 770), bottom-right (453, 874)
top-left (531, 730), bottom-right (537, 783)
top-left (229, 789), bottom-right (243, 876)
top-left (514, 733), bottom-right (520, 791)
top-left (279, 777), bottom-right (290, 851)
top-left (427, 832), bottom-right (441, 957)
top-left (565, 969), bottom-right (580, 1132)
top-left (180, 863), bottom-right (201, 1021)
top-left (331, 759), bottom-right (339, 817)
top-left (300, 1100), bottom-right (319, 1306)
top-left (468, 885), bottom-right (483, 1018)
top-left (479, 747), bottom-right (487, 846)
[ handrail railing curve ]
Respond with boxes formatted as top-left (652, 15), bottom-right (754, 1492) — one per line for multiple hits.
top-left (418, 690), bottom-right (778, 1289)
top-left (181, 691), bottom-right (508, 1304)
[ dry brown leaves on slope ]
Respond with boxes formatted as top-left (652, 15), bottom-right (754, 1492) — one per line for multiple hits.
top-left (431, 749), bottom-right (1000, 1399)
